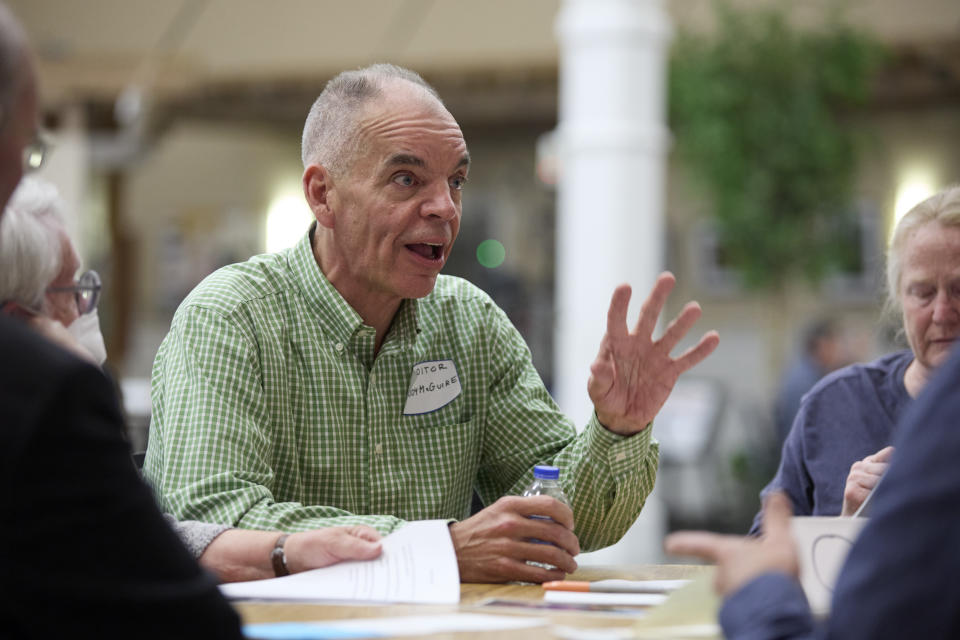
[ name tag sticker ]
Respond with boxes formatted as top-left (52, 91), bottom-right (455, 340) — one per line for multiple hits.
top-left (403, 359), bottom-right (461, 415)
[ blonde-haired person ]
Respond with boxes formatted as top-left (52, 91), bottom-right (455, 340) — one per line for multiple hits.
top-left (751, 185), bottom-right (960, 532)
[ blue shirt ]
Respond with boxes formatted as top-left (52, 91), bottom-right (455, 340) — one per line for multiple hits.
top-left (751, 351), bottom-right (913, 533)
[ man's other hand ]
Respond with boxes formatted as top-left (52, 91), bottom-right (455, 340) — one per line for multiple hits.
top-left (449, 495), bottom-right (580, 583)
top-left (285, 525), bottom-right (383, 573)
top-left (664, 492), bottom-right (799, 597)
top-left (588, 272), bottom-right (719, 435)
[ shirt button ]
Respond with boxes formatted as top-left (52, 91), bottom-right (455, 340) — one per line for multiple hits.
top-left (374, 443), bottom-right (383, 456)
top-left (335, 342), bottom-right (344, 352)
top-left (369, 372), bottom-right (376, 384)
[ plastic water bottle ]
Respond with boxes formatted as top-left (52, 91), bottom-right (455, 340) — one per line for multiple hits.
top-left (522, 465), bottom-right (571, 569)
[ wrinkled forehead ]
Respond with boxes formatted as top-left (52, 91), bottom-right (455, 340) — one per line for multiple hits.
top-left (354, 82), bottom-right (467, 163)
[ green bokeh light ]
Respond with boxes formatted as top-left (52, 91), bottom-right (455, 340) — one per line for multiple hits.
top-left (476, 239), bottom-right (506, 268)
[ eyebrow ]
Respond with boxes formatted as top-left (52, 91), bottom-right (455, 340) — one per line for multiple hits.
top-left (384, 152), bottom-right (471, 171)
top-left (386, 153), bottom-right (425, 169)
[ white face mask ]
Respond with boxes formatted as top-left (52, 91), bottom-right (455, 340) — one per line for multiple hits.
top-left (67, 309), bottom-right (108, 365)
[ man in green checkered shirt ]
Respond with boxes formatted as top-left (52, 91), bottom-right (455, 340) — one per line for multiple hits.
top-left (144, 64), bottom-right (719, 584)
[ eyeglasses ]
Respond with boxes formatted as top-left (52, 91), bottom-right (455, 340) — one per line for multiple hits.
top-left (47, 270), bottom-right (101, 315)
top-left (23, 129), bottom-right (51, 173)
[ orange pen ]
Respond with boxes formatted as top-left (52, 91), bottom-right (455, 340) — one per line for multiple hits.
top-left (542, 579), bottom-right (689, 593)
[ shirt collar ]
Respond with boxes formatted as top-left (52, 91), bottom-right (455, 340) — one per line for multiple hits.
top-left (288, 223), bottom-right (422, 349)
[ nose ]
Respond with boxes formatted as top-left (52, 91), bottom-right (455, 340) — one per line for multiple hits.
top-left (420, 181), bottom-right (458, 221)
top-left (932, 289), bottom-right (960, 324)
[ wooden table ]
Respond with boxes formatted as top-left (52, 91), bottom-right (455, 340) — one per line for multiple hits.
top-left (236, 564), bottom-right (712, 639)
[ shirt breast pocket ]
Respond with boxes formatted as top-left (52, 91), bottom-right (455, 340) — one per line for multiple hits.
top-left (398, 414), bottom-right (480, 520)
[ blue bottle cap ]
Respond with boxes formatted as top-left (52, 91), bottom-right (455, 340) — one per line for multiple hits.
top-left (533, 465), bottom-right (560, 480)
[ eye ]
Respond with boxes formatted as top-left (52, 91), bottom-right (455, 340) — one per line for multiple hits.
top-left (908, 284), bottom-right (935, 300)
top-left (449, 175), bottom-right (467, 191)
top-left (392, 173), bottom-right (416, 187)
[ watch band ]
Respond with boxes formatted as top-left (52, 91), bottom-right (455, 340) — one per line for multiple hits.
top-left (271, 533), bottom-right (290, 577)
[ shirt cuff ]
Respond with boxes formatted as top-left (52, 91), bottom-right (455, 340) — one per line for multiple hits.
top-left (720, 573), bottom-right (815, 640)
top-left (583, 414), bottom-right (657, 479)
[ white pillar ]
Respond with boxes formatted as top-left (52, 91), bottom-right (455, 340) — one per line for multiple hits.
top-left (554, 0), bottom-right (673, 564)
top-left (554, 0), bottom-right (672, 428)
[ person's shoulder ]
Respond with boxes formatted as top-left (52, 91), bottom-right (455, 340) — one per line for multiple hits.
top-left (0, 318), bottom-right (113, 455)
top-left (178, 249), bottom-right (296, 316)
top-left (804, 350), bottom-right (911, 400)
top-left (0, 316), bottom-right (96, 381)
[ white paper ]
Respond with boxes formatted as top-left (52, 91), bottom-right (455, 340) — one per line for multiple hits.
top-left (220, 520), bottom-right (460, 604)
top-left (588, 579), bottom-right (690, 593)
top-left (544, 591), bottom-right (669, 607)
top-left (791, 516), bottom-right (867, 616)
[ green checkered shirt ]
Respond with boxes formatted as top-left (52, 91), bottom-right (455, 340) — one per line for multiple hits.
top-left (144, 228), bottom-right (659, 551)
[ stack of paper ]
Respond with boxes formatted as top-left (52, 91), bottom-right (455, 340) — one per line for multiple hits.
top-left (219, 519), bottom-right (460, 605)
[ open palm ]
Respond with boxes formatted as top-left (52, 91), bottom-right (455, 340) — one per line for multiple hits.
top-left (587, 272), bottom-right (720, 435)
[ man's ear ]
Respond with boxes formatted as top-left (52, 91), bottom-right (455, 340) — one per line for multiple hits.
top-left (303, 164), bottom-right (336, 229)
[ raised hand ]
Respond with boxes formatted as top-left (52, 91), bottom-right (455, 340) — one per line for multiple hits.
top-left (588, 272), bottom-right (719, 435)
top-left (665, 492), bottom-right (799, 597)
top-left (448, 495), bottom-right (580, 583)
top-left (841, 446), bottom-right (894, 516)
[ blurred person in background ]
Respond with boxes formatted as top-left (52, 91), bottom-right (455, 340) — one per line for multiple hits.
top-left (773, 317), bottom-right (847, 445)
top-left (0, 176), bottom-right (384, 584)
top-left (751, 185), bottom-right (960, 533)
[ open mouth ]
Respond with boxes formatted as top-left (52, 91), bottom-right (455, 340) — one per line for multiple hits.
top-left (406, 242), bottom-right (444, 261)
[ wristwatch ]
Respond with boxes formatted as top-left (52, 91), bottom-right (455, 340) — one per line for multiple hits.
top-left (271, 533), bottom-right (290, 577)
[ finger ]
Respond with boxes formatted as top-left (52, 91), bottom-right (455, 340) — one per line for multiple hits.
top-left (671, 330), bottom-right (720, 374)
top-left (849, 471), bottom-right (883, 491)
top-left (517, 540), bottom-right (578, 574)
top-left (658, 301), bottom-right (703, 354)
top-left (761, 492), bottom-right (794, 542)
top-left (510, 495), bottom-right (575, 530)
top-left (332, 530), bottom-right (383, 561)
top-left (634, 272), bottom-right (676, 338)
top-left (497, 557), bottom-right (568, 584)
top-left (857, 461), bottom-right (890, 477)
top-left (869, 446), bottom-right (895, 463)
top-left (605, 284), bottom-right (632, 338)
top-left (664, 531), bottom-right (728, 562)
top-left (520, 518), bottom-right (581, 557)
top-left (347, 525), bottom-right (383, 543)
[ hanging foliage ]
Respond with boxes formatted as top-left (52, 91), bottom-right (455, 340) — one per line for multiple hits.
top-left (669, 3), bottom-right (886, 289)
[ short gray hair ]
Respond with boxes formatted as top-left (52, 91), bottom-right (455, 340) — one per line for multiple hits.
top-left (0, 177), bottom-right (67, 310)
top-left (886, 184), bottom-right (960, 314)
top-left (300, 63), bottom-right (441, 174)
top-left (0, 3), bottom-right (28, 129)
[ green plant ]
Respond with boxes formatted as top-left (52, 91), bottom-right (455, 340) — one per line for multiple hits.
top-left (669, 3), bottom-right (885, 289)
